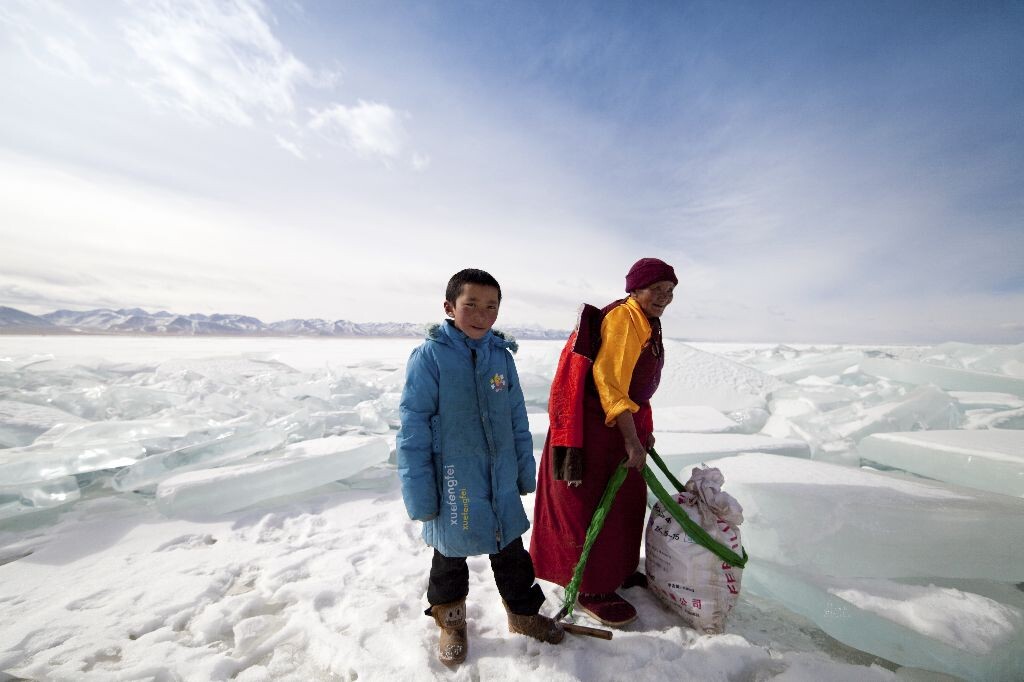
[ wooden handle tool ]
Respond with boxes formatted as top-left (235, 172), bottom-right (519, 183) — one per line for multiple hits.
top-left (561, 622), bottom-right (613, 640)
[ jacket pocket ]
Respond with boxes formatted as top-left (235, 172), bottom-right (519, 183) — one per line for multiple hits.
top-left (430, 414), bottom-right (442, 454)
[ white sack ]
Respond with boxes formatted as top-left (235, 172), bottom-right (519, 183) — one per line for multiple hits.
top-left (645, 466), bottom-right (744, 634)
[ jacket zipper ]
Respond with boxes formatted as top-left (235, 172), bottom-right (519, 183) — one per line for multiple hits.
top-left (471, 347), bottom-right (503, 550)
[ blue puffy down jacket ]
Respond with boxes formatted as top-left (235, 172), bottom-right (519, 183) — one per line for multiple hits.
top-left (397, 320), bottom-right (536, 557)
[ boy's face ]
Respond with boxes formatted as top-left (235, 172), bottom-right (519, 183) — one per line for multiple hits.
top-left (444, 283), bottom-right (500, 340)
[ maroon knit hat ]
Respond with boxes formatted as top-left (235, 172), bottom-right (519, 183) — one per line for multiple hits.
top-left (625, 257), bottom-right (677, 292)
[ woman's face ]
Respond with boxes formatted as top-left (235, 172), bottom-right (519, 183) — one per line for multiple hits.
top-left (632, 280), bottom-right (675, 318)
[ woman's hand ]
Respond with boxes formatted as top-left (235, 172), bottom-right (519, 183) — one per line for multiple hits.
top-left (646, 433), bottom-right (656, 450)
top-left (615, 411), bottom-right (648, 470)
top-left (625, 437), bottom-right (647, 470)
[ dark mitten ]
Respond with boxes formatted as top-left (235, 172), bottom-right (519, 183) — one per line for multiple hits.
top-left (552, 446), bottom-right (583, 485)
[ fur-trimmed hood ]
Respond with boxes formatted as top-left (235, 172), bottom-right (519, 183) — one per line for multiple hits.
top-left (425, 320), bottom-right (519, 354)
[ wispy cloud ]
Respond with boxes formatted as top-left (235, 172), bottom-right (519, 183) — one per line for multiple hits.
top-left (117, 0), bottom-right (421, 165)
top-left (40, 34), bottom-right (104, 83)
top-left (2, 0), bottom-right (418, 165)
top-left (411, 152), bottom-right (431, 172)
top-left (120, 0), bottom-right (316, 127)
top-left (0, 0), bottom-right (106, 83)
top-left (308, 100), bottom-right (408, 160)
top-left (275, 135), bottom-right (306, 160)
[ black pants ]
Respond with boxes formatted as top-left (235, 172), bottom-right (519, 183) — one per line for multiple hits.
top-left (426, 537), bottom-right (546, 616)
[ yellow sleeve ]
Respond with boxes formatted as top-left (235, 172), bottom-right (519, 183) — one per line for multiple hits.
top-left (592, 299), bottom-right (652, 426)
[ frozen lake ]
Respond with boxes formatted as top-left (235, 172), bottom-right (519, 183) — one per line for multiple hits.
top-left (1, 334), bottom-right (1022, 681)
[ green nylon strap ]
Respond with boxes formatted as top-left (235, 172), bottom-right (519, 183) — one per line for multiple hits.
top-left (647, 446), bottom-right (686, 492)
top-left (559, 451), bottom-right (749, 618)
top-left (560, 462), bottom-right (629, 618)
top-left (642, 450), bottom-right (749, 569)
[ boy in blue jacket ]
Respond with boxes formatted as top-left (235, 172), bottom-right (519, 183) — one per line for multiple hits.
top-left (397, 268), bottom-right (564, 666)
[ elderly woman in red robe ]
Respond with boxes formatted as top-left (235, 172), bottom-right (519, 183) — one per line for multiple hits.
top-left (530, 257), bottom-right (677, 626)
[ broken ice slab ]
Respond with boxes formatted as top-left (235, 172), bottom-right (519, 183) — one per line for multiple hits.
top-left (0, 442), bottom-right (145, 486)
top-left (153, 355), bottom-right (299, 383)
top-left (0, 400), bottom-right (85, 448)
top-left (949, 392), bottom-right (1024, 410)
top-left (0, 353), bottom-right (55, 371)
top-left (861, 357), bottom-right (1024, 397)
top-left (372, 392), bottom-right (402, 428)
top-left (526, 412), bottom-right (549, 451)
top-left (924, 342), bottom-right (1024, 378)
top-left (324, 373), bottom-right (382, 408)
top-left (951, 392), bottom-right (1024, 429)
top-left (858, 429), bottom-right (1024, 498)
top-left (32, 417), bottom-right (218, 451)
top-left (155, 434), bottom-right (389, 517)
top-left (652, 406), bottom-right (738, 433)
top-left (276, 409), bottom-right (320, 442)
top-left (0, 476), bottom-right (80, 521)
top-left (516, 369), bottom-right (556, 408)
top-left (770, 381), bottom-right (861, 413)
top-left (273, 373), bottom-right (336, 401)
top-left (653, 341), bottom-right (781, 412)
top-left (315, 410), bottom-right (362, 432)
top-left (969, 407), bottom-right (1024, 429)
top-left (645, 434), bottom-right (809, 505)
top-left (47, 385), bottom-right (188, 421)
top-left (745, 560), bottom-right (1024, 681)
top-left (652, 433), bottom-right (810, 475)
top-left (763, 350), bottom-right (865, 382)
top-left (724, 407), bottom-right (771, 435)
top-left (29, 413), bottom-right (228, 456)
top-left (524, 407), bottom-right (742, 452)
top-left (355, 400), bottom-right (391, 434)
top-left (271, 407), bottom-right (361, 442)
top-left (786, 385), bottom-right (963, 444)
top-left (112, 428), bottom-right (287, 491)
top-left (834, 385), bottom-right (964, 440)
top-left (706, 453), bottom-right (1024, 581)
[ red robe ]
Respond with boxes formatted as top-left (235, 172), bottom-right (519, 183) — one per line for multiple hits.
top-left (530, 301), bottom-right (664, 593)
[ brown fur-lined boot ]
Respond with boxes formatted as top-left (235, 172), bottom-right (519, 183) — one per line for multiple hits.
top-left (429, 600), bottom-right (468, 666)
top-left (503, 601), bottom-right (565, 644)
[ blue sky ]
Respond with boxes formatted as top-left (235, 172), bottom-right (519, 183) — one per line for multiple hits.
top-left (1, 0), bottom-right (1021, 342)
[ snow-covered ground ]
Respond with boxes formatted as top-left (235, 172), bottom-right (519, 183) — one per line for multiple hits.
top-left (1, 335), bottom-right (1022, 681)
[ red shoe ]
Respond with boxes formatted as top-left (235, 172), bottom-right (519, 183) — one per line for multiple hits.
top-left (576, 593), bottom-right (637, 627)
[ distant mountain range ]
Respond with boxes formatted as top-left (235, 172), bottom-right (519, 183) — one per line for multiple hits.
top-left (0, 306), bottom-right (569, 340)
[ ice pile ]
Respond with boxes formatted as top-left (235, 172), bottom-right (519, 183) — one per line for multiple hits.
top-left (861, 356), bottom-right (1024, 397)
top-left (0, 352), bottom-right (399, 521)
top-left (662, 342), bottom-right (1024, 679)
top-left (708, 453), bottom-right (1024, 680)
top-left (712, 343), bottom-right (1024, 470)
